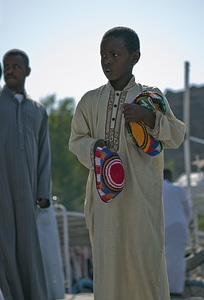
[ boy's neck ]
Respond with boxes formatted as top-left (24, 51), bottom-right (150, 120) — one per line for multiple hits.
top-left (110, 75), bottom-right (134, 91)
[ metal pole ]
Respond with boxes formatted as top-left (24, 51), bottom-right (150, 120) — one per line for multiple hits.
top-left (183, 61), bottom-right (191, 197)
top-left (55, 204), bottom-right (72, 293)
top-left (183, 62), bottom-right (199, 247)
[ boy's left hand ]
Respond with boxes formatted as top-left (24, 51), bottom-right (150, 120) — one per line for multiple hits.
top-left (123, 103), bottom-right (155, 129)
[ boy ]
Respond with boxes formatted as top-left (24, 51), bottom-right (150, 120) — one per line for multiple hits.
top-left (69, 27), bottom-right (185, 300)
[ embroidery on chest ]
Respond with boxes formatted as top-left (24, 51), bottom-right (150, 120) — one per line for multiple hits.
top-left (105, 91), bottom-right (127, 151)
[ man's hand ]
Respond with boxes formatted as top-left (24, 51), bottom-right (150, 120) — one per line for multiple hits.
top-left (37, 198), bottom-right (50, 208)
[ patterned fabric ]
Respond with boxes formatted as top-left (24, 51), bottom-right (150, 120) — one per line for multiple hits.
top-left (94, 147), bottom-right (125, 203)
top-left (128, 90), bottom-right (166, 156)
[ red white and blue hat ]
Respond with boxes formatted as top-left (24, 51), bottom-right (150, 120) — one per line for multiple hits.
top-left (94, 147), bottom-right (125, 203)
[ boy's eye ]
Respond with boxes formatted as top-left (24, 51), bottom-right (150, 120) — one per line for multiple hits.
top-left (100, 53), bottom-right (118, 59)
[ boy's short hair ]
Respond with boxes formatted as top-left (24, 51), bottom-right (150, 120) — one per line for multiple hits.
top-left (101, 26), bottom-right (140, 53)
top-left (0, 63), bottom-right (2, 79)
top-left (3, 49), bottom-right (30, 67)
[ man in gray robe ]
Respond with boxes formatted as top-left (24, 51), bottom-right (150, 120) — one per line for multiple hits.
top-left (0, 49), bottom-right (64, 300)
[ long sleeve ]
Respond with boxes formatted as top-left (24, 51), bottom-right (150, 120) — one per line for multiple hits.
top-left (147, 88), bottom-right (185, 149)
top-left (69, 89), bottom-right (107, 170)
top-left (37, 110), bottom-right (52, 200)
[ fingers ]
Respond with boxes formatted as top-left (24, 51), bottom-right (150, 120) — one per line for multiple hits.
top-left (123, 103), bottom-right (146, 124)
top-left (37, 198), bottom-right (50, 208)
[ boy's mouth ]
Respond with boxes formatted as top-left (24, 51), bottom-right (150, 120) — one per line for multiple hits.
top-left (105, 68), bottom-right (111, 74)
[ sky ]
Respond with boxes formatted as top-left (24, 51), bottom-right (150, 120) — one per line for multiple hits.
top-left (1, 0), bottom-right (204, 105)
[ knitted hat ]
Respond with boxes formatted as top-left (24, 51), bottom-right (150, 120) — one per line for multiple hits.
top-left (127, 90), bottom-right (166, 156)
top-left (94, 147), bottom-right (125, 203)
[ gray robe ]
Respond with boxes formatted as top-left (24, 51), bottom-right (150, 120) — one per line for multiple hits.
top-left (0, 86), bottom-right (62, 300)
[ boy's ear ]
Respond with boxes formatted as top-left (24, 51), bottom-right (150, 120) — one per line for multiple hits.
top-left (132, 51), bottom-right (141, 66)
top-left (26, 66), bottom-right (31, 77)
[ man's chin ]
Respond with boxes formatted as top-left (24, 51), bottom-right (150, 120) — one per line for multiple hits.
top-left (5, 79), bottom-right (16, 86)
top-left (6, 83), bottom-right (15, 88)
top-left (6, 83), bottom-right (20, 93)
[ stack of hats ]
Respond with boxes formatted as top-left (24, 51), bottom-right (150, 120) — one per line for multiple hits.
top-left (127, 90), bottom-right (166, 156)
top-left (94, 147), bottom-right (125, 203)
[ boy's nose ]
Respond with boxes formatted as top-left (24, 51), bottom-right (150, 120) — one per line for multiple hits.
top-left (104, 56), bottom-right (111, 65)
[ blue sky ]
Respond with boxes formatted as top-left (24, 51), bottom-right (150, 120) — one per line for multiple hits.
top-left (1, 0), bottom-right (204, 104)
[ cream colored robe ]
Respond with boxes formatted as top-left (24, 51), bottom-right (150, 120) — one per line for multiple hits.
top-left (69, 77), bottom-right (185, 300)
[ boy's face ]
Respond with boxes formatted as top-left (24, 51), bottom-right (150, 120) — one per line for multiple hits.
top-left (100, 36), bottom-right (140, 90)
top-left (3, 54), bottom-right (30, 93)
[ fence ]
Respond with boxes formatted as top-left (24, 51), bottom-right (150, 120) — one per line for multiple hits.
top-left (54, 204), bottom-right (92, 293)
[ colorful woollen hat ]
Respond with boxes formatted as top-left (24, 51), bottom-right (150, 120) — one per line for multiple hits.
top-left (127, 90), bottom-right (166, 156)
top-left (94, 147), bottom-right (125, 203)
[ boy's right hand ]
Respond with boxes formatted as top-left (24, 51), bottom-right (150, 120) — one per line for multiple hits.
top-left (94, 139), bottom-right (106, 152)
